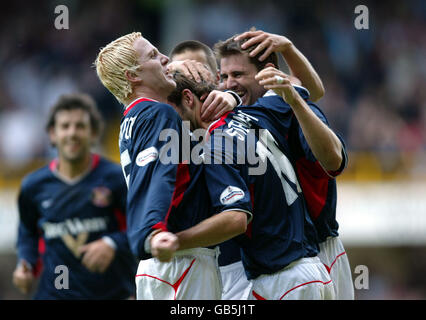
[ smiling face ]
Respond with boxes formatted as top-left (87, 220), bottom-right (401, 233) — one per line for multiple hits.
top-left (219, 53), bottom-right (267, 106)
top-left (132, 37), bottom-right (176, 97)
top-left (49, 109), bottom-right (94, 164)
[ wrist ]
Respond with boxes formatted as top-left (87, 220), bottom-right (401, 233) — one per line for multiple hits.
top-left (284, 89), bottom-right (304, 108)
top-left (144, 229), bottom-right (162, 254)
top-left (281, 42), bottom-right (295, 56)
top-left (102, 236), bottom-right (117, 250)
top-left (224, 90), bottom-right (242, 107)
top-left (17, 259), bottom-right (32, 270)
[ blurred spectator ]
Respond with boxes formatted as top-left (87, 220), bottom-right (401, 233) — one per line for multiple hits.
top-left (0, 0), bottom-right (425, 176)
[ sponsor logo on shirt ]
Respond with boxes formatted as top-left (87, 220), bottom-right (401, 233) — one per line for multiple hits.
top-left (220, 186), bottom-right (245, 205)
top-left (136, 147), bottom-right (158, 167)
top-left (42, 217), bottom-right (109, 239)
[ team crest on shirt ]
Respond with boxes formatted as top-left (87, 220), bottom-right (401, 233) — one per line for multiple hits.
top-left (91, 186), bottom-right (112, 207)
top-left (136, 147), bottom-right (158, 166)
top-left (220, 186), bottom-right (245, 205)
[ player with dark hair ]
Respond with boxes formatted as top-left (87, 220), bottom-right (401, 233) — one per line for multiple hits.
top-left (215, 30), bottom-right (353, 299)
top-left (167, 30), bottom-right (331, 299)
top-left (170, 40), bottom-right (220, 85)
top-left (13, 93), bottom-right (137, 299)
top-left (167, 70), bottom-right (337, 300)
top-left (215, 29), bottom-right (325, 104)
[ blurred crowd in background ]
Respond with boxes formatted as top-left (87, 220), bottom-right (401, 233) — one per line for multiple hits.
top-left (0, 0), bottom-right (425, 183)
top-left (0, 0), bottom-right (425, 300)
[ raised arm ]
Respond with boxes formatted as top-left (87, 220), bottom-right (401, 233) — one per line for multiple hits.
top-left (256, 67), bottom-right (342, 172)
top-left (235, 30), bottom-right (325, 102)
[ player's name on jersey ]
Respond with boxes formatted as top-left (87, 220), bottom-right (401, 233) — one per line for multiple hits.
top-left (42, 217), bottom-right (109, 239)
top-left (120, 110), bottom-right (283, 175)
top-left (224, 110), bottom-right (259, 140)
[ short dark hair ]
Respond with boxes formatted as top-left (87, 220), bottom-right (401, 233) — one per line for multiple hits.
top-left (170, 40), bottom-right (218, 75)
top-left (46, 93), bottom-right (104, 137)
top-left (167, 72), bottom-right (217, 107)
top-left (214, 31), bottom-right (278, 71)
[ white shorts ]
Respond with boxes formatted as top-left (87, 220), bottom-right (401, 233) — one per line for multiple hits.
top-left (220, 260), bottom-right (252, 300)
top-left (248, 257), bottom-right (335, 300)
top-left (135, 247), bottom-right (222, 300)
top-left (317, 236), bottom-right (354, 300)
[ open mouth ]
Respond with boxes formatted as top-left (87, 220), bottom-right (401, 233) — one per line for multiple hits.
top-left (65, 141), bottom-right (81, 151)
top-left (235, 91), bottom-right (248, 104)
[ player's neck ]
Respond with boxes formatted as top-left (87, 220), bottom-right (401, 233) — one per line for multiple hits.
top-left (127, 87), bottom-right (170, 105)
top-left (56, 153), bottom-right (92, 180)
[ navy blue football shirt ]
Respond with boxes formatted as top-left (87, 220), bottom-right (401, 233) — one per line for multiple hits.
top-left (17, 155), bottom-right (137, 299)
top-left (203, 88), bottom-right (319, 280)
top-left (118, 98), bottom-right (214, 260)
top-left (213, 86), bottom-right (347, 275)
top-left (287, 100), bottom-right (348, 243)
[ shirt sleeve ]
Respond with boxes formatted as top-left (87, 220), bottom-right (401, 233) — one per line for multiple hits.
top-left (16, 178), bottom-right (40, 268)
top-left (124, 107), bottom-right (185, 259)
top-left (293, 102), bottom-right (348, 178)
top-left (103, 168), bottom-right (132, 253)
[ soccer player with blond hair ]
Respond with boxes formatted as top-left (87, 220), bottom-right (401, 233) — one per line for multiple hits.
top-left (94, 32), bottom-right (249, 300)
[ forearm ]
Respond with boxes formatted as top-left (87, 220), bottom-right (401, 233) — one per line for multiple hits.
top-left (17, 231), bottom-right (40, 267)
top-left (281, 44), bottom-right (324, 102)
top-left (290, 96), bottom-right (342, 171)
top-left (175, 210), bottom-right (247, 251)
top-left (103, 232), bottom-right (130, 252)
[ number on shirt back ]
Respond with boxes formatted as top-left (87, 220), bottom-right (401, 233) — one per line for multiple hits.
top-left (256, 129), bottom-right (301, 206)
top-left (120, 149), bottom-right (131, 188)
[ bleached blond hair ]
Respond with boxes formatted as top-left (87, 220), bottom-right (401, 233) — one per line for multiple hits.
top-left (94, 32), bottom-right (142, 105)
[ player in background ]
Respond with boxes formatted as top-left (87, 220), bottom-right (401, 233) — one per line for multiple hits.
top-left (170, 40), bottom-right (221, 86)
top-left (13, 93), bottom-right (137, 299)
top-left (218, 29), bottom-right (354, 299)
top-left (166, 71), bottom-right (336, 300)
top-left (94, 32), bottom-right (249, 300)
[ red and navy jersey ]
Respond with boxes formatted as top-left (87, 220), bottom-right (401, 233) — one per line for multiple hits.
top-left (204, 90), bottom-right (318, 280)
top-left (16, 155), bottom-right (137, 299)
top-left (118, 98), bottom-right (213, 260)
top-left (287, 100), bottom-right (348, 243)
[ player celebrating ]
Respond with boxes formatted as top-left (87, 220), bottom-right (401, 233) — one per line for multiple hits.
top-left (217, 29), bottom-right (354, 299)
top-left (13, 93), bottom-right (137, 299)
top-left (94, 32), bottom-right (249, 300)
top-left (167, 32), bottom-right (331, 299)
top-left (167, 71), bottom-right (336, 299)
